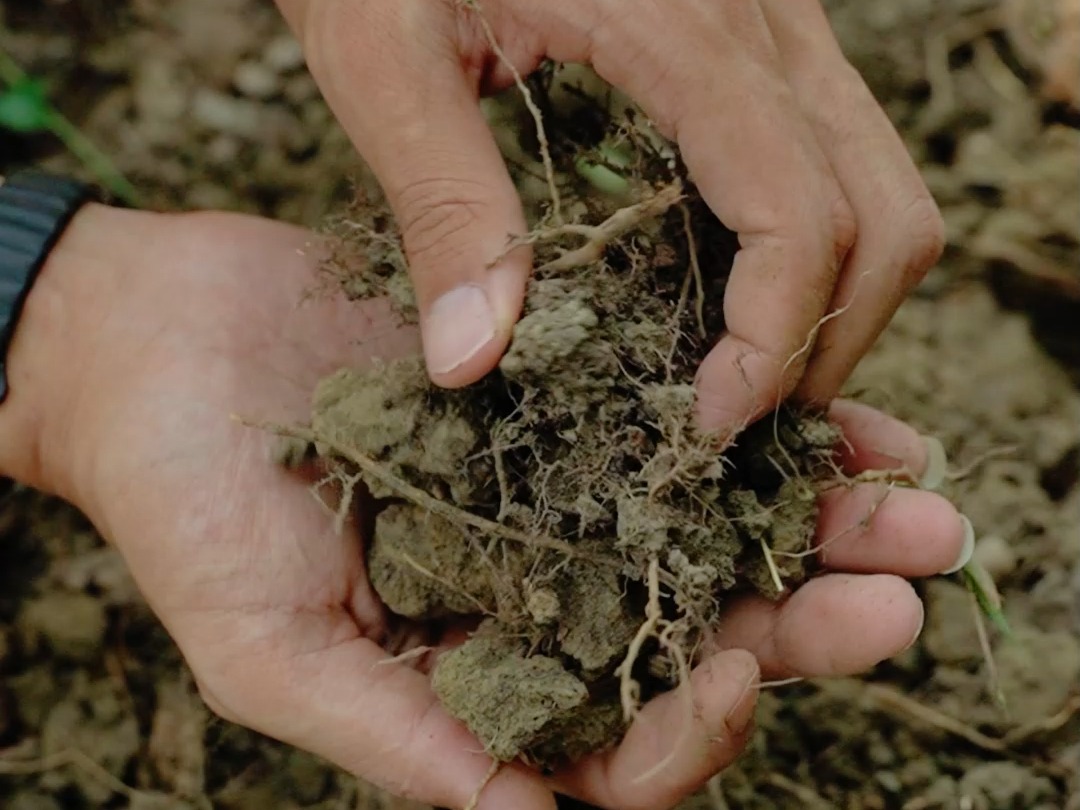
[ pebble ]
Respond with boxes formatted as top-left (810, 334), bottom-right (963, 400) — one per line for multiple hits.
top-left (191, 89), bottom-right (261, 138)
top-left (972, 534), bottom-right (1018, 581)
top-left (263, 34), bottom-right (306, 73)
top-left (18, 592), bottom-right (107, 663)
top-left (284, 73), bottom-right (320, 105)
top-left (233, 59), bottom-right (280, 99)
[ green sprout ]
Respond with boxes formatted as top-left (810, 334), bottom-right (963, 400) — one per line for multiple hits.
top-left (0, 43), bottom-right (139, 206)
top-left (962, 561), bottom-right (1012, 638)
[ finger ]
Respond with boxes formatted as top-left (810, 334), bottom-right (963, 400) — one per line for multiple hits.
top-left (708, 575), bottom-right (923, 679)
top-left (815, 485), bottom-right (972, 576)
top-left (282, 0), bottom-right (532, 387)
top-left (758, 0), bottom-right (945, 403)
top-left (828, 399), bottom-right (932, 478)
top-left (552, 650), bottom-right (759, 810)
top-left (513, 1), bottom-right (853, 437)
top-left (199, 629), bottom-right (557, 810)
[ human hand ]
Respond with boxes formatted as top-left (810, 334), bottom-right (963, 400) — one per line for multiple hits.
top-left (0, 208), bottom-right (968, 809)
top-left (275, 0), bottom-right (945, 435)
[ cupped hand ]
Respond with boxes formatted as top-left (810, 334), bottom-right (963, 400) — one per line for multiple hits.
top-left (275, 0), bottom-right (945, 436)
top-left (0, 208), bottom-right (967, 810)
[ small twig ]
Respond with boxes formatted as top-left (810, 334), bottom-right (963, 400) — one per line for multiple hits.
top-left (1002, 695), bottom-right (1080, 746)
top-left (0, 748), bottom-right (148, 800)
top-left (765, 773), bottom-right (834, 810)
top-left (862, 683), bottom-right (1008, 753)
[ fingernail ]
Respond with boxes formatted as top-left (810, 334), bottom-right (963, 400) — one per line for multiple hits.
top-left (903, 603), bottom-right (926, 652)
top-left (724, 668), bottom-right (759, 735)
top-left (919, 435), bottom-right (948, 490)
top-left (423, 284), bottom-right (497, 375)
top-left (940, 514), bottom-right (975, 575)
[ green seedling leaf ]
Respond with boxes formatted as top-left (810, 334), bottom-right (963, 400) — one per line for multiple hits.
top-left (962, 562), bottom-right (1012, 638)
top-left (0, 78), bottom-right (52, 133)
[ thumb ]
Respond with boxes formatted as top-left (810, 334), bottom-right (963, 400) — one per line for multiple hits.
top-left (292, 0), bottom-right (531, 387)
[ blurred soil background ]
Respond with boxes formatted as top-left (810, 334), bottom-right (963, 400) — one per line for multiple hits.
top-left (0, 0), bottom-right (1077, 808)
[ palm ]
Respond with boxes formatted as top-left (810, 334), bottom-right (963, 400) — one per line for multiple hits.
top-left (75, 212), bottom-right (967, 810)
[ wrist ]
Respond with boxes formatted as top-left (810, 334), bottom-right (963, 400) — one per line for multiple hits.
top-left (0, 203), bottom-right (126, 507)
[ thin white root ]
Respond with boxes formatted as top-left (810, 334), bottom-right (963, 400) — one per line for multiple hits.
top-left (758, 534), bottom-right (784, 595)
top-left (462, 0), bottom-right (562, 223)
top-left (464, 759), bottom-right (502, 810)
top-left (536, 183), bottom-right (684, 272)
top-left (617, 556), bottom-right (662, 722)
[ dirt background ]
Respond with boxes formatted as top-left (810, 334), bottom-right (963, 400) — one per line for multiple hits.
top-left (1, 0), bottom-right (1078, 808)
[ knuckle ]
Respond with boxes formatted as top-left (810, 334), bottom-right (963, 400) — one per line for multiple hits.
top-left (895, 192), bottom-right (945, 286)
top-left (394, 177), bottom-right (484, 268)
top-left (827, 194), bottom-right (858, 263)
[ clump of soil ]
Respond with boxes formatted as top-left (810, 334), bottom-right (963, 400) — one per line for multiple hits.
top-left (293, 74), bottom-right (845, 768)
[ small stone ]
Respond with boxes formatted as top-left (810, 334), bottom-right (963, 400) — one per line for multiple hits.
top-left (191, 90), bottom-right (261, 138)
top-left (263, 34), bottom-right (306, 73)
top-left (284, 74), bottom-right (319, 105)
top-left (206, 134), bottom-right (242, 166)
top-left (18, 592), bottom-right (107, 662)
top-left (972, 534), bottom-right (1018, 581)
top-left (233, 59), bottom-right (280, 99)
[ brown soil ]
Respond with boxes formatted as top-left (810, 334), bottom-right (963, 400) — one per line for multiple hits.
top-left (1, 1), bottom-right (1078, 808)
top-left (300, 108), bottom-right (844, 764)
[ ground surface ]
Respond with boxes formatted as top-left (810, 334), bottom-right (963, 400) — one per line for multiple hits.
top-left (0, 0), bottom-right (1077, 808)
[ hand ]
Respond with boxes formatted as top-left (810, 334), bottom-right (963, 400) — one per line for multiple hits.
top-left (274, 0), bottom-right (945, 434)
top-left (0, 208), bottom-right (968, 810)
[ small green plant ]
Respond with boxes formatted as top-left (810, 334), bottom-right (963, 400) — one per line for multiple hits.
top-left (0, 43), bottom-right (139, 206)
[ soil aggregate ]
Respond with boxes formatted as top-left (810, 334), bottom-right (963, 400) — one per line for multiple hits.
top-left (303, 112), bottom-right (844, 763)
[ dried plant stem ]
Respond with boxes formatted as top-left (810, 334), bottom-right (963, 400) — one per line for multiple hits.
top-left (0, 748), bottom-right (147, 800)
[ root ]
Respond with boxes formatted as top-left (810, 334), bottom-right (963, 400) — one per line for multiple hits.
top-left (631, 620), bottom-right (697, 786)
top-left (617, 556), bottom-right (662, 722)
top-left (771, 482), bottom-right (892, 561)
top-left (679, 202), bottom-right (707, 340)
top-left (461, 0), bottom-right (561, 223)
top-left (771, 266), bottom-right (877, 481)
top-left (243, 418), bottom-right (614, 566)
top-left (464, 758), bottom-right (502, 810)
top-left (758, 534), bottom-right (785, 595)
top-left (396, 550), bottom-right (497, 616)
top-left (373, 646), bottom-right (434, 669)
top-left (531, 182), bottom-right (684, 272)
